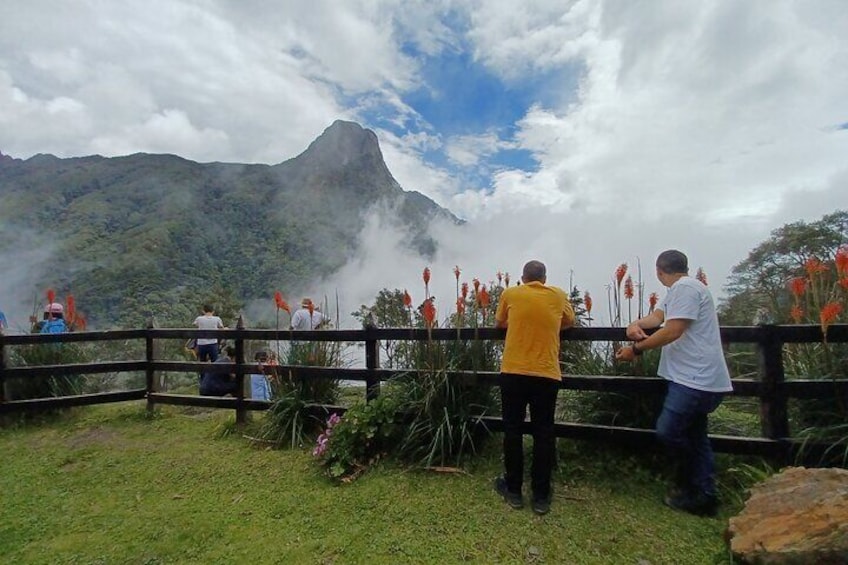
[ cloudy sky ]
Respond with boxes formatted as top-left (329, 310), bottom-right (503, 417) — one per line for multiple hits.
top-left (2, 0), bottom-right (847, 325)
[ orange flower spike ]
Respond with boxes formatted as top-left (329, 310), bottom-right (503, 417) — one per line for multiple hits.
top-left (623, 276), bottom-right (634, 299)
top-left (648, 292), bottom-right (659, 313)
top-left (461, 282), bottom-right (469, 300)
top-left (478, 286), bottom-right (490, 309)
top-left (456, 298), bottom-right (466, 315)
top-left (423, 267), bottom-right (431, 285)
top-left (820, 302), bottom-right (843, 335)
top-left (274, 291), bottom-right (283, 309)
top-left (836, 245), bottom-right (848, 277)
top-left (789, 277), bottom-right (806, 298)
top-left (47, 288), bottom-right (56, 305)
top-left (307, 302), bottom-right (315, 316)
top-left (66, 295), bottom-right (76, 317)
top-left (453, 266), bottom-right (461, 281)
top-left (472, 278), bottom-right (480, 294)
top-left (76, 315), bottom-right (87, 331)
top-left (422, 299), bottom-right (437, 328)
top-left (584, 292), bottom-right (593, 314)
top-left (615, 263), bottom-right (628, 287)
top-left (504, 273), bottom-right (510, 287)
top-left (279, 300), bottom-right (290, 314)
top-left (839, 277), bottom-right (848, 291)
top-left (790, 305), bottom-right (804, 324)
top-left (403, 290), bottom-right (413, 308)
top-left (696, 267), bottom-right (708, 286)
top-left (804, 257), bottom-right (827, 278)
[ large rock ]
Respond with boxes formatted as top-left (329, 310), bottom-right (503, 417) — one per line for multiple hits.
top-left (727, 466), bottom-right (848, 564)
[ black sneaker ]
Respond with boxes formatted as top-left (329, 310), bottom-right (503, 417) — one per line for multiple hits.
top-left (663, 491), bottom-right (718, 517)
top-left (494, 477), bottom-right (524, 509)
top-left (531, 494), bottom-right (552, 515)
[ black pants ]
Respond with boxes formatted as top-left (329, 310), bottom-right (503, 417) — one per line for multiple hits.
top-left (500, 373), bottom-right (559, 500)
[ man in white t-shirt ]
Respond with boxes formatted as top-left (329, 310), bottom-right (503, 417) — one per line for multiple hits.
top-left (290, 298), bottom-right (328, 331)
top-left (193, 304), bottom-right (225, 363)
top-left (616, 250), bottom-right (732, 517)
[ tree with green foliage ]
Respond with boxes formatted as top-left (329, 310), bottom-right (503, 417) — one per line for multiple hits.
top-left (720, 210), bottom-right (847, 325)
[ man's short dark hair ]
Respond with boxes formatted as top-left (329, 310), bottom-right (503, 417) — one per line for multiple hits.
top-left (522, 260), bottom-right (547, 282)
top-left (656, 250), bottom-right (689, 275)
top-left (202, 304), bottom-right (214, 313)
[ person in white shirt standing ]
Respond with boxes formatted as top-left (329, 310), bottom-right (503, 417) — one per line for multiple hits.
top-left (616, 249), bottom-right (733, 517)
top-left (290, 298), bottom-right (328, 331)
top-left (193, 304), bottom-right (225, 363)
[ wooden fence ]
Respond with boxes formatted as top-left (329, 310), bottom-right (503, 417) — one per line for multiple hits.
top-left (1, 322), bottom-right (846, 462)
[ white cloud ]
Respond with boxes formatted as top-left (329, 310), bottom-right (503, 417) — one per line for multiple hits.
top-left (1, 0), bottom-right (847, 317)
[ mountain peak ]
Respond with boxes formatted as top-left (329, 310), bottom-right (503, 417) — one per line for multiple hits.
top-left (295, 120), bottom-right (384, 170)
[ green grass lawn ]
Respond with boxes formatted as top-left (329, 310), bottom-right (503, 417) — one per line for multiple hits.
top-left (0, 404), bottom-right (740, 564)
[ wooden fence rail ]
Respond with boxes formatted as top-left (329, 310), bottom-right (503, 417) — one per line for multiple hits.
top-left (1, 323), bottom-right (846, 463)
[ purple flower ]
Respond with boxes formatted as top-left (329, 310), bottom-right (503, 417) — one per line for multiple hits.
top-left (328, 413), bottom-right (341, 427)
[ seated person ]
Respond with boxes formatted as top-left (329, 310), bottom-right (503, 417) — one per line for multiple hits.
top-left (250, 350), bottom-right (272, 401)
top-left (200, 346), bottom-right (239, 396)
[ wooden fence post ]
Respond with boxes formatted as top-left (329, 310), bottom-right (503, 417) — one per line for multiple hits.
top-left (365, 328), bottom-right (380, 402)
top-left (758, 324), bottom-right (789, 440)
top-left (235, 316), bottom-right (246, 424)
top-left (0, 328), bottom-right (7, 406)
top-left (145, 318), bottom-right (156, 414)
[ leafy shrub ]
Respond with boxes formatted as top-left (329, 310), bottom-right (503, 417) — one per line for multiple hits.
top-left (6, 343), bottom-right (86, 401)
top-left (313, 395), bottom-right (401, 480)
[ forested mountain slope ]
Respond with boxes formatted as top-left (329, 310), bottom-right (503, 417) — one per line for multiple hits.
top-left (0, 120), bottom-right (455, 327)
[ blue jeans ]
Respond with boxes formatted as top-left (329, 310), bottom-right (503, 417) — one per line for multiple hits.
top-left (197, 343), bottom-right (218, 363)
top-left (656, 382), bottom-right (724, 496)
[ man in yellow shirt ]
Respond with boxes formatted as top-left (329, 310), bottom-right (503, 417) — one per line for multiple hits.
top-left (494, 260), bottom-right (575, 515)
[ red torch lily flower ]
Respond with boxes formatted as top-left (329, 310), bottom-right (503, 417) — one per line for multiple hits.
top-left (623, 276), bottom-right (634, 299)
top-left (453, 266), bottom-right (461, 280)
top-left (66, 295), bottom-right (76, 324)
top-left (461, 282), bottom-right (469, 299)
top-left (804, 257), bottom-right (827, 278)
top-left (47, 288), bottom-right (56, 305)
top-left (478, 285), bottom-right (490, 309)
top-left (274, 291), bottom-right (291, 313)
top-left (840, 277), bottom-right (848, 291)
top-left (790, 305), bottom-right (804, 324)
top-left (615, 264), bottom-right (628, 287)
top-left (472, 278), bottom-right (480, 294)
top-left (423, 267), bottom-right (431, 285)
top-left (836, 245), bottom-right (848, 277)
top-left (789, 277), bottom-right (806, 298)
top-left (307, 301), bottom-right (315, 316)
top-left (696, 267), bottom-right (708, 286)
top-left (820, 302), bottom-right (843, 337)
top-left (648, 292), bottom-right (659, 313)
top-left (584, 291), bottom-right (593, 315)
top-left (456, 298), bottom-right (466, 316)
top-left (403, 290), bottom-right (413, 308)
top-left (422, 298), bottom-right (437, 328)
top-left (504, 273), bottom-right (510, 287)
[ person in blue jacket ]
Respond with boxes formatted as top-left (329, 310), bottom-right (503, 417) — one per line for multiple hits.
top-left (40, 303), bottom-right (67, 334)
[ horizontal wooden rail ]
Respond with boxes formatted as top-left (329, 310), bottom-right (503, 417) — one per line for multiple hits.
top-left (0, 389), bottom-right (146, 413)
top-left (2, 361), bottom-right (147, 379)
